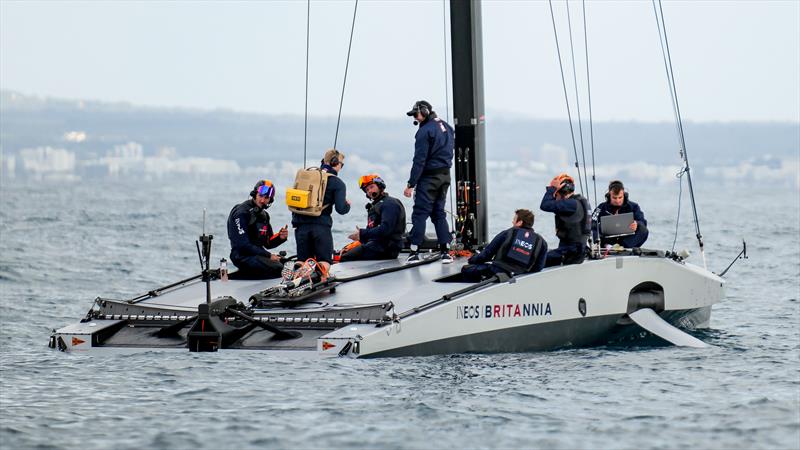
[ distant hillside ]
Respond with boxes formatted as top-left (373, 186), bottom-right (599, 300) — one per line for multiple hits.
top-left (1, 90), bottom-right (797, 166)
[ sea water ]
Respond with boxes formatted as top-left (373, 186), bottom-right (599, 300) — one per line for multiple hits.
top-left (1, 174), bottom-right (798, 449)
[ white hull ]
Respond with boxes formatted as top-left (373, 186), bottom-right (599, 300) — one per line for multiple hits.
top-left (51, 253), bottom-right (724, 357)
top-left (321, 256), bottom-right (722, 357)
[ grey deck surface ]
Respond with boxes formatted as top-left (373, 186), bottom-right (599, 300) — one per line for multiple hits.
top-left (134, 256), bottom-right (471, 314)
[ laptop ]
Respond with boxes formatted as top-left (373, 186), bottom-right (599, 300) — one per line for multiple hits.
top-left (600, 212), bottom-right (635, 238)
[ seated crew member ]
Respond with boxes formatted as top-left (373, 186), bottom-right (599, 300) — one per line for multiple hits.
top-left (227, 179), bottom-right (288, 279)
top-left (540, 173), bottom-right (591, 268)
top-left (460, 209), bottom-right (548, 282)
top-left (292, 149), bottom-right (351, 272)
top-left (340, 174), bottom-right (407, 262)
top-left (592, 180), bottom-right (649, 248)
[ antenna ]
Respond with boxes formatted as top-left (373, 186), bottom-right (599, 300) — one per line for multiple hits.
top-left (196, 208), bottom-right (214, 304)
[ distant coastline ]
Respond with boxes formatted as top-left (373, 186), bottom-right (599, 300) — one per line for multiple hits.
top-left (2, 90), bottom-right (798, 188)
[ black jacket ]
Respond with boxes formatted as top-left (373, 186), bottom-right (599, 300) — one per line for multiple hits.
top-left (469, 227), bottom-right (548, 274)
top-left (540, 187), bottom-right (591, 246)
top-left (358, 193), bottom-right (406, 251)
top-left (227, 198), bottom-right (286, 262)
top-left (592, 193), bottom-right (647, 240)
top-left (407, 115), bottom-right (454, 188)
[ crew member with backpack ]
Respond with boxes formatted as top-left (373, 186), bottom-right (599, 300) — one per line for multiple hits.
top-left (288, 149), bottom-right (350, 270)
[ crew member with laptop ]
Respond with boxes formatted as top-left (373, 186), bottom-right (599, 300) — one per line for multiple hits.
top-left (593, 180), bottom-right (649, 248)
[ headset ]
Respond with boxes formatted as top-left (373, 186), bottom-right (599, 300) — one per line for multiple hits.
top-left (411, 100), bottom-right (432, 125)
top-left (322, 149), bottom-right (342, 167)
top-left (605, 180), bottom-right (626, 201)
top-left (557, 180), bottom-right (575, 195)
top-left (417, 101), bottom-right (430, 119)
top-left (555, 174), bottom-right (575, 195)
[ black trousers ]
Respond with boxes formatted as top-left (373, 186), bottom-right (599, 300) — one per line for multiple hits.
top-left (232, 254), bottom-right (283, 280)
top-left (339, 242), bottom-right (400, 262)
top-left (295, 223), bottom-right (334, 264)
top-left (544, 242), bottom-right (586, 268)
top-left (410, 172), bottom-right (451, 246)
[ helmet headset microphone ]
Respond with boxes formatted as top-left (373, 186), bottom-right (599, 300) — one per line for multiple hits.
top-left (408, 100), bottom-right (431, 126)
top-left (358, 174), bottom-right (386, 199)
top-left (251, 179), bottom-right (276, 208)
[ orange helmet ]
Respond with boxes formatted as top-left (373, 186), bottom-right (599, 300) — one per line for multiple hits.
top-left (358, 174), bottom-right (386, 192)
top-left (556, 173), bottom-right (575, 193)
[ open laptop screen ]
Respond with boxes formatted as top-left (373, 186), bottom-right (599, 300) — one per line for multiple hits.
top-left (600, 212), bottom-right (635, 237)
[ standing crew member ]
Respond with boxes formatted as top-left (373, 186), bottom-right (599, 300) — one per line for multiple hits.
top-left (403, 100), bottom-right (455, 263)
top-left (292, 149), bottom-right (350, 271)
top-left (593, 180), bottom-right (649, 248)
top-left (460, 209), bottom-right (548, 282)
top-left (227, 179), bottom-right (288, 279)
top-left (341, 174), bottom-right (406, 262)
top-left (540, 173), bottom-right (591, 267)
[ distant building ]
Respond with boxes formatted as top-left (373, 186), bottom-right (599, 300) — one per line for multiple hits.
top-left (1, 153), bottom-right (15, 179)
top-left (18, 146), bottom-right (76, 180)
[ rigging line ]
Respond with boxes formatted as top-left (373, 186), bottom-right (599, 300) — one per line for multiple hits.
top-left (565, 1), bottom-right (590, 198)
top-left (303, 0), bottom-right (311, 168)
top-left (441, 0), bottom-right (451, 124)
top-left (581, 0), bottom-right (598, 208)
top-left (652, 0), bottom-right (705, 265)
top-left (442, 0), bottom-right (455, 232)
top-left (652, 2), bottom-right (683, 164)
top-left (333, 0), bottom-right (359, 150)
top-left (548, 0), bottom-right (585, 197)
top-left (671, 167), bottom-right (686, 253)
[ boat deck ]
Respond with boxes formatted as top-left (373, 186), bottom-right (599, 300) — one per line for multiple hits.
top-left (123, 256), bottom-right (471, 315)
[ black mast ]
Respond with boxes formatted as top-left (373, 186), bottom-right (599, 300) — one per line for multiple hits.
top-left (450, 0), bottom-right (488, 249)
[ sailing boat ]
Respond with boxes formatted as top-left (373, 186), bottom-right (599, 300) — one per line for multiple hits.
top-left (50, 1), bottom-right (725, 357)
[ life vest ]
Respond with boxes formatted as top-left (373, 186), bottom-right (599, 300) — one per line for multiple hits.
top-left (555, 194), bottom-right (591, 245)
top-left (333, 241), bottom-right (361, 262)
top-left (494, 227), bottom-right (545, 275)
top-left (367, 194), bottom-right (406, 247)
top-left (246, 204), bottom-right (278, 248)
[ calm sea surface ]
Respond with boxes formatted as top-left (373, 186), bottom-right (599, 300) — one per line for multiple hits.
top-left (1, 174), bottom-right (798, 449)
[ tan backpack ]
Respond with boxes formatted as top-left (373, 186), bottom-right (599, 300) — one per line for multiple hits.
top-left (286, 168), bottom-right (331, 216)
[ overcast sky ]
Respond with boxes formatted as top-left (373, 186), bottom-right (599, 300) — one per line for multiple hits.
top-left (1, 0), bottom-right (798, 122)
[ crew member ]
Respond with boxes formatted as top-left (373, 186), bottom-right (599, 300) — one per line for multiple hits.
top-left (340, 174), bottom-right (406, 262)
top-left (460, 209), bottom-right (548, 282)
top-left (227, 179), bottom-right (288, 279)
top-left (593, 180), bottom-right (649, 248)
top-left (540, 173), bottom-right (591, 267)
top-left (403, 100), bottom-right (455, 263)
top-left (292, 149), bottom-right (350, 270)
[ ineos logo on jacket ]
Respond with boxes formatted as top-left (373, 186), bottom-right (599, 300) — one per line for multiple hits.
top-left (513, 238), bottom-right (534, 251)
top-left (235, 217), bottom-right (245, 235)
